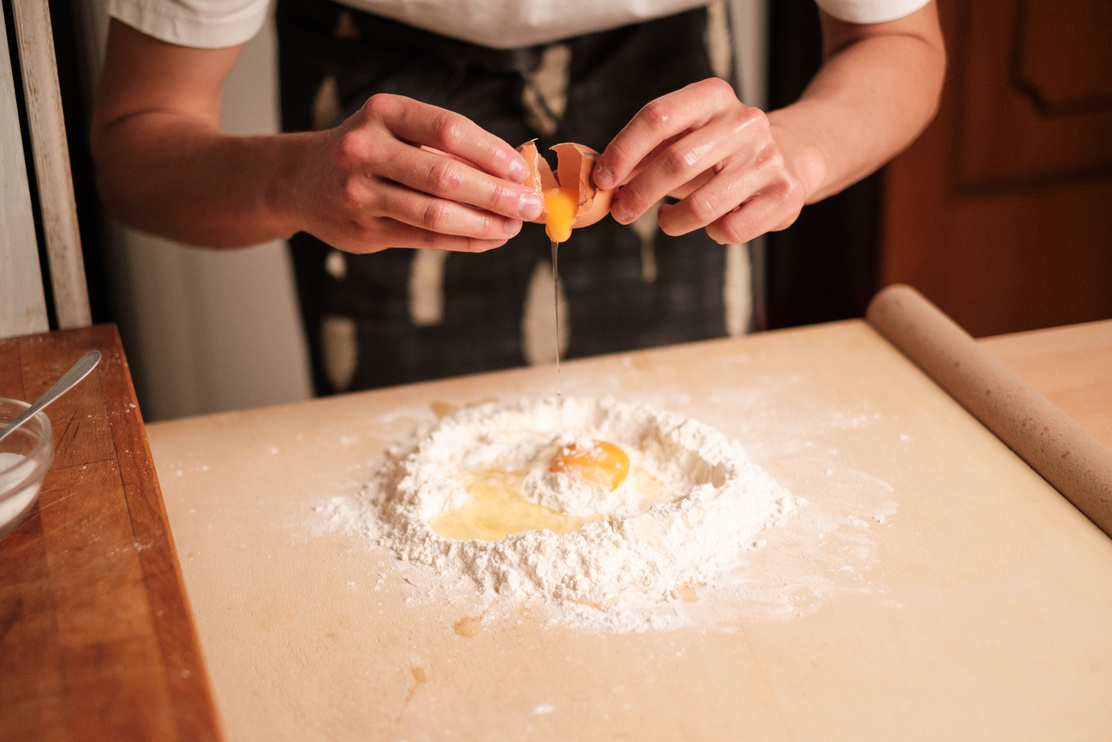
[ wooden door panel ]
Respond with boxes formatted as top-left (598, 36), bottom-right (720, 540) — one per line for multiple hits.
top-left (957, 0), bottom-right (1112, 187)
top-left (1017, 0), bottom-right (1112, 109)
top-left (881, 0), bottom-right (1112, 337)
top-left (945, 182), bottom-right (1112, 332)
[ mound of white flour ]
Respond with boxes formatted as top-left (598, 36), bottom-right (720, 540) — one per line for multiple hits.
top-left (331, 396), bottom-right (797, 631)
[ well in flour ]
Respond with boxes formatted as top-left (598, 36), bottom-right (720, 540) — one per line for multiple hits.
top-left (347, 396), bottom-right (797, 630)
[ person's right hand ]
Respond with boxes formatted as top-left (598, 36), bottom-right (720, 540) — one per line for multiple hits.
top-left (289, 95), bottom-right (545, 254)
top-left (91, 20), bottom-right (545, 252)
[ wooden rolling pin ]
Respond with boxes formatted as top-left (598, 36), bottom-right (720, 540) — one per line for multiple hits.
top-left (867, 284), bottom-right (1112, 538)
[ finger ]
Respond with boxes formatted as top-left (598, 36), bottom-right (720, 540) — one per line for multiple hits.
top-left (656, 160), bottom-right (766, 236)
top-left (593, 78), bottom-right (736, 190)
top-left (665, 168), bottom-right (715, 201)
top-left (610, 123), bottom-right (738, 225)
top-left (369, 176), bottom-right (526, 241)
top-left (703, 191), bottom-right (802, 246)
top-left (372, 95), bottom-right (529, 182)
top-left (379, 145), bottom-right (544, 222)
top-left (370, 220), bottom-right (511, 253)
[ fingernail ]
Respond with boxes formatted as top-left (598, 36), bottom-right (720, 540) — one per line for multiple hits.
top-left (508, 156), bottom-right (529, 182)
top-left (593, 164), bottom-right (615, 189)
top-left (611, 199), bottom-right (630, 224)
top-left (518, 191), bottom-right (544, 220)
top-left (504, 218), bottom-right (523, 236)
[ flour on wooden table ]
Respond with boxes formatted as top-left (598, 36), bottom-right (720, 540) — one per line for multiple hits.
top-left (318, 396), bottom-right (797, 631)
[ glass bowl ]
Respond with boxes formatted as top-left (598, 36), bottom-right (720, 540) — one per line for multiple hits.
top-left (0, 398), bottom-right (55, 540)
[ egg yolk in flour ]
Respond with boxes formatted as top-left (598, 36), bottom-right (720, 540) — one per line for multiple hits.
top-left (543, 187), bottom-right (579, 243)
top-left (549, 440), bottom-right (630, 491)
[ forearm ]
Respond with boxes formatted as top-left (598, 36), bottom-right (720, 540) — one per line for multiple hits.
top-left (92, 114), bottom-right (311, 248)
top-left (768, 9), bottom-right (946, 203)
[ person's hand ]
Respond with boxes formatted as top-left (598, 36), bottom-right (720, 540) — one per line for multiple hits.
top-left (293, 94), bottom-right (545, 253)
top-left (593, 78), bottom-right (806, 245)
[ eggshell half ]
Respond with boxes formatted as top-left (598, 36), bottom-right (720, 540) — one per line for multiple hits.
top-left (517, 140), bottom-right (615, 229)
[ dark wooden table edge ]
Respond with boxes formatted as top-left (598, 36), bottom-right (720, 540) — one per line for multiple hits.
top-left (1, 323), bottom-right (224, 741)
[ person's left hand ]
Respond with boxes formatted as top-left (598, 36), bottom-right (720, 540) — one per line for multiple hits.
top-left (593, 78), bottom-right (806, 245)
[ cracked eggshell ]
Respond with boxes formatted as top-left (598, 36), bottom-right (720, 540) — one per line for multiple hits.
top-left (517, 141), bottom-right (615, 229)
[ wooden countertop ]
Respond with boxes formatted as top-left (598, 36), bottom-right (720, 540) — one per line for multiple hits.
top-left (979, 319), bottom-right (1111, 449)
top-left (151, 316), bottom-right (1112, 741)
top-left (0, 317), bottom-right (1108, 740)
top-left (0, 325), bottom-right (222, 742)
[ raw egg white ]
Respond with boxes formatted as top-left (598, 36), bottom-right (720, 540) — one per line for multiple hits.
top-left (517, 141), bottom-right (615, 243)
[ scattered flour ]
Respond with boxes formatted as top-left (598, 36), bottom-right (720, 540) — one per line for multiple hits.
top-left (319, 396), bottom-right (798, 631)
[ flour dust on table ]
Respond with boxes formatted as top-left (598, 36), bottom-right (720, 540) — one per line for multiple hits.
top-left (317, 396), bottom-right (799, 631)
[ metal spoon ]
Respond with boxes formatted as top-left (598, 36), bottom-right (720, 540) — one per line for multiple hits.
top-left (0, 351), bottom-right (102, 444)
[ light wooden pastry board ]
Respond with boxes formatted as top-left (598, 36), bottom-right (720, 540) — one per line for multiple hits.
top-left (148, 319), bottom-right (1112, 741)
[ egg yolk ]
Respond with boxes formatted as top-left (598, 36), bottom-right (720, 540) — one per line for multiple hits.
top-left (549, 440), bottom-right (630, 491)
top-left (543, 187), bottom-right (578, 244)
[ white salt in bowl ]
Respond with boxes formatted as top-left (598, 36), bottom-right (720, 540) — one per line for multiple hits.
top-left (0, 398), bottom-right (54, 540)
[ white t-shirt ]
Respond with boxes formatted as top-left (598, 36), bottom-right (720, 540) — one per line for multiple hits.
top-left (108, 0), bottom-right (931, 50)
